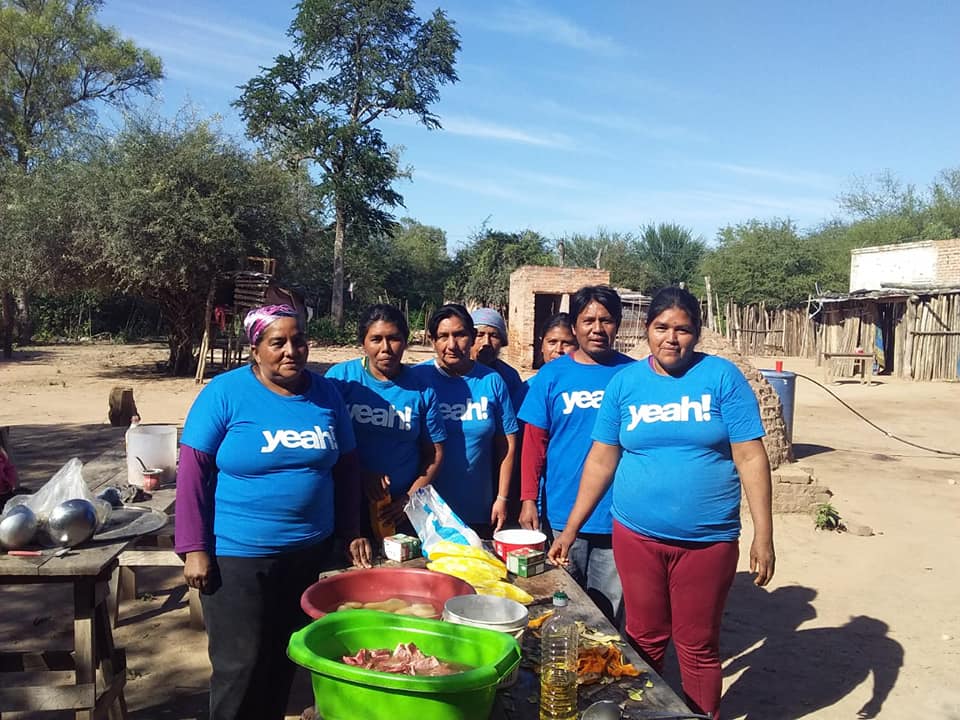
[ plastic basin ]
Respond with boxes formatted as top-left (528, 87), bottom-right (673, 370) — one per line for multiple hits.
top-left (287, 609), bottom-right (521, 720)
top-left (301, 567), bottom-right (475, 619)
top-left (492, 528), bottom-right (546, 560)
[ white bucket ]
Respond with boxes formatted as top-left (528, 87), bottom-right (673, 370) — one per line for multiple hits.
top-left (126, 424), bottom-right (178, 487)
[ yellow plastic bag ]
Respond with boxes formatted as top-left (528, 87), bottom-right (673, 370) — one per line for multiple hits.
top-left (475, 580), bottom-right (534, 605)
top-left (427, 556), bottom-right (504, 586)
top-left (426, 540), bottom-right (507, 574)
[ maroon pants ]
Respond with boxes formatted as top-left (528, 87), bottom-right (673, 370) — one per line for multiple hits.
top-left (613, 521), bottom-right (739, 719)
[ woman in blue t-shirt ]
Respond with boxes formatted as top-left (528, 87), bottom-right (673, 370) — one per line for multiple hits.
top-left (547, 287), bottom-right (775, 720)
top-left (175, 305), bottom-right (372, 720)
top-left (409, 304), bottom-right (519, 536)
top-left (326, 304), bottom-right (446, 533)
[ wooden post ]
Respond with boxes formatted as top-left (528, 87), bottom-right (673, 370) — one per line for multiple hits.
top-left (107, 387), bottom-right (138, 427)
top-left (704, 276), bottom-right (715, 331)
top-left (902, 296), bottom-right (918, 380)
top-left (194, 281), bottom-right (217, 384)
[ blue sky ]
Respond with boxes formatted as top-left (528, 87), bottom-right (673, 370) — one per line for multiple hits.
top-left (98, 0), bottom-right (960, 250)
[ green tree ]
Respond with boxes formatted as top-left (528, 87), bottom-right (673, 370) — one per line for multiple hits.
top-left (0, 0), bottom-right (161, 354)
top-left (0, 0), bottom-right (162, 168)
top-left (447, 228), bottom-right (552, 310)
top-left (73, 116), bottom-right (311, 374)
top-left (637, 222), bottom-right (706, 292)
top-left (557, 229), bottom-right (652, 291)
top-left (699, 219), bottom-right (825, 305)
top-left (234, 0), bottom-right (459, 326)
top-left (384, 218), bottom-right (451, 311)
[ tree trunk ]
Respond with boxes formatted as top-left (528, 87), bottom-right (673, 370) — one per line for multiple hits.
top-left (1, 290), bottom-right (14, 359)
top-left (14, 289), bottom-right (32, 345)
top-left (159, 292), bottom-right (203, 376)
top-left (331, 201), bottom-right (346, 327)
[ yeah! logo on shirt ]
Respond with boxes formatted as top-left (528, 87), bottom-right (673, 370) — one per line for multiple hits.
top-left (626, 394), bottom-right (713, 430)
top-left (440, 396), bottom-right (489, 421)
top-left (260, 425), bottom-right (339, 453)
top-left (560, 390), bottom-right (604, 414)
top-left (349, 403), bottom-right (413, 431)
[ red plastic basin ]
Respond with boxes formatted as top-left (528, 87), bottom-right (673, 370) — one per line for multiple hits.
top-left (301, 567), bottom-right (476, 619)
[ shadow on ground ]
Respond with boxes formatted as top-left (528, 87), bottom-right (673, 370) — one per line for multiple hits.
top-left (4, 424), bottom-right (126, 491)
top-left (721, 572), bottom-right (904, 719)
top-left (791, 443), bottom-right (834, 459)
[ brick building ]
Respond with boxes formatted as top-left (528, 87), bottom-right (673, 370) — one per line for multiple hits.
top-left (505, 266), bottom-right (610, 370)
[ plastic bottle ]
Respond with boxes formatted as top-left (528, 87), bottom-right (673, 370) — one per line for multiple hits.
top-left (539, 590), bottom-right (578, 720)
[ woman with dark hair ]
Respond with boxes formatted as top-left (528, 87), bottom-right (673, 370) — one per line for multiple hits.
top-left (409, 303), bottom-right (519, 536)
top-left (325, 304), bottom-right (446, 529)
top-left (518, 285), bottom-right (633, 623)
top-left (548, 286), bottom-right (775, 719)
top-left (538, 312), bottom-right (578, 365)
top-left (175, 304), bottom-right (371, 720)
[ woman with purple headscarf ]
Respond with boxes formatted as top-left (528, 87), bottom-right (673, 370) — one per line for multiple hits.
top-left (175, 304), bottom-right (372, 720)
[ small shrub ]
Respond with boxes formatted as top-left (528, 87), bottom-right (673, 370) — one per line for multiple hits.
top-left (307, 317), bottom-right (357, 345)
top-left (814, 503), bottom-right (844, 532)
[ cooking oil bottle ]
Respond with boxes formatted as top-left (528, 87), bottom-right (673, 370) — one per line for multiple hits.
top-left (539, 591), bottom-right (578, 720)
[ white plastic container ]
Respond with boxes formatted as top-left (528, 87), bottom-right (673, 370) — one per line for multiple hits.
top-left (125, 424), bottom-right (177, 487)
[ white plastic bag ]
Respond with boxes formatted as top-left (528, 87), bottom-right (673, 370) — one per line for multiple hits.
top-left (404, 486), bottom-right (481, 552)
top-left (3, 457), bottom-right (106, 524)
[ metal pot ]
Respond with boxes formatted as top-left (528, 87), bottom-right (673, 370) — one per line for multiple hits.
top-left (47, 499), bottom-right (98, 547)
top-left (0, 504), bottom-right (38, 549)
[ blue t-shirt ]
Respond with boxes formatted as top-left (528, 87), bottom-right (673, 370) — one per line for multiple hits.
top-left (592, 354), bottom-right (764, 542)
top-left (181, 365), bottom-right (356, 557)
top-left (518, 352), bottom-right (634, 533)
top-left (408, 361), bottom-right (519, 523)
top-left (325, 358), bottom-right (447, 497)
top-left (493, 358), bottom-right (528, 413)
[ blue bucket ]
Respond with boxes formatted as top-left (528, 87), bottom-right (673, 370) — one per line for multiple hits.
top-left (759, 369), bottom-right (796, 443)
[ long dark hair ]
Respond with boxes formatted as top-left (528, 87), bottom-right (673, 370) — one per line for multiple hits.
top-left (427, 303), bottom-right (475, 339)
top-left (645, 287), bottom-right (703, 338)
top-left (540, 312), bottom-right (573, 337)
top-left (569, 285), bottom-right (622, 326)
top-left (357, 304), bottom-right (409, 344)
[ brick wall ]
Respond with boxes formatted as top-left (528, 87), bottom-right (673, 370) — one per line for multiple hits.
top-left (935, 238), bottom-right (960, 284)
top-left (506, 266), bottom-right (610, 370)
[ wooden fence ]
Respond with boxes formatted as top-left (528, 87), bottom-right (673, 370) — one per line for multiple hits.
top-left (719, 302), bottom-right (816, 358)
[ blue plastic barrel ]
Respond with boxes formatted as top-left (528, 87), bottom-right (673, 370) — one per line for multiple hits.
top-left (759, 369), bottom-right (797, 443)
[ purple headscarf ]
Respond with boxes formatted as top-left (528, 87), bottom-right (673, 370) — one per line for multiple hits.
top-left (243, 304), bottom-right (299, 346)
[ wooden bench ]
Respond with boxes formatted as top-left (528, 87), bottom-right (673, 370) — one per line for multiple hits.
top-left (822, 352), bottom-right (873, 385)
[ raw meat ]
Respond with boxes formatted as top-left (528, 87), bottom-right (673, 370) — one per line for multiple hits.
top-left (341, 642), bottom-right (467, 676)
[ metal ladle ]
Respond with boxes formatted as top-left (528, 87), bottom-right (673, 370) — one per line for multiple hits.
top-left (581, 699), bottom-right (713, 720)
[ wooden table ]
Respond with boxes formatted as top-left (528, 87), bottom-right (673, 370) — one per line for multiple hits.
top-left (325, 557), bottom-right (693, 718)
top-left (0, 446), bottom-right (176, 719)
top-left (498, 566), bottom-right (692, 719)
top-left (822, 351), bottom-right (873, 385)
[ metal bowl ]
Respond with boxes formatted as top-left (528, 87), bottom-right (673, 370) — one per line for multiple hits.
top-left (0, 504), bottom-right (38, 549)
top-left (47, 499), bottom-right (98, 547)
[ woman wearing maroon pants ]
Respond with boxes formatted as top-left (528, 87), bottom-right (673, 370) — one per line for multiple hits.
top-left (548, 287), bottom-right (775, 719)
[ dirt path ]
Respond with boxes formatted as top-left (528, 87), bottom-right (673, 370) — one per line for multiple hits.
top-left (1, 344), bottom-right (958, 719)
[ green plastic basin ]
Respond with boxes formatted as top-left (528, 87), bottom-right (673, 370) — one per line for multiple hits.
top-left (287, 609), bottom-right (521, 720)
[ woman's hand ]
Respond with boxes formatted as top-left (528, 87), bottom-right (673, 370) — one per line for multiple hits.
top-left (519, 500), bottom-right (540, 530)
top-left (547, 529), bottom-right (576, 567)
top-left (750, 534), bottom-right (776, 586)
top-left (347, 537), bottom-right (373, 568)
top-left (183, 550), bottom-right (213, 593)
top-left (490, 497), bottom-right (507, 532)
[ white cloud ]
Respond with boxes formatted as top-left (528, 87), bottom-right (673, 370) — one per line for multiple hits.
top-left (114, 2), bottom-right (287, 53)
top-left (440, 116), bottom-right (574, 149)
top-left (475, 2), bottom-right (629, 57)
top-left (539, 100), bottom-right (708, 143)
top-left (701, 162), bottom-right (838, 189)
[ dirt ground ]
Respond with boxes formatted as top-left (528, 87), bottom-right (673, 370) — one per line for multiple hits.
top-left (1, 341), bottom-right (959, 719)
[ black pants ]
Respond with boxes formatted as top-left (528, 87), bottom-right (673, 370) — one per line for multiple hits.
top-left (200, 536), bottom-right (334, 720)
